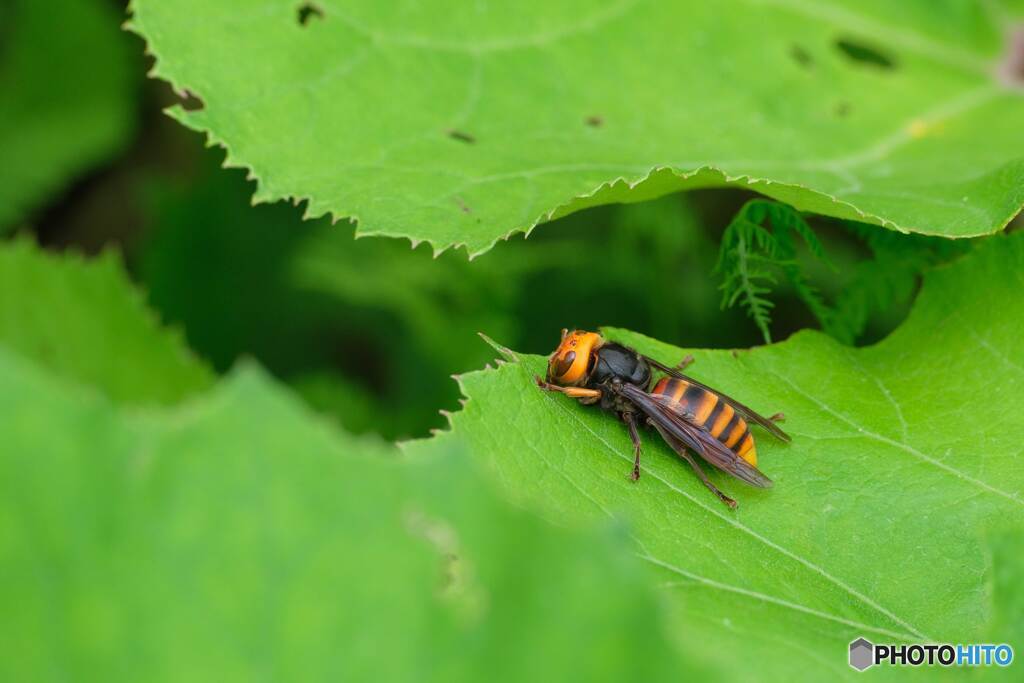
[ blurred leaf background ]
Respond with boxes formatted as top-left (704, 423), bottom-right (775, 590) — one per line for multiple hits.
top-left (3, 1), bottom-right (1023, 680)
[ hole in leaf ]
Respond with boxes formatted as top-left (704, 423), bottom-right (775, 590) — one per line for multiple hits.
top-left (834, 37), bottom-right (896, 70)
top-left (790, 44), bottom-right (813, 68)
top-left (447, 129), bottom-right (476, 144)
top-left (297, 2), bottom-right (324, 26)
top-left (998, 24), bottom-right (1024, 87)
top-left (585, 115), bottom-right (604, 127)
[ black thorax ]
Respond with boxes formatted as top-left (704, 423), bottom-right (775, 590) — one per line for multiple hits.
top-left (587, 343), bottom-right (651, 389)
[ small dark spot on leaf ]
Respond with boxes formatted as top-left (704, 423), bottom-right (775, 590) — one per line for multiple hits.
top-left (834, 101), bottom-right (852, 117)
top-left (297, 2), bottom-right (324, 26)
top-left (998, 24), bottom-right (1024, 87)
top-left (447, 129), bottom-right (476, 144)
top-left (790, 44), bottom-right (813, 69)
top-left (175, 88), bottom-right (205, 112)
top-left (455, 197), bottom-right (472, 213)
top-left (835, 37), bottom-right (896, 70)
top-left (585, 115), bottom-right (604, 127)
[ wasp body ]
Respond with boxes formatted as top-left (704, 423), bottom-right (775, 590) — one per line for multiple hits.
top-left (537, 329), bottom-right (789, 508)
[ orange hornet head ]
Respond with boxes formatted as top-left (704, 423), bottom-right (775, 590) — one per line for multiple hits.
top-left (546, 329), bottom-right (603, 386)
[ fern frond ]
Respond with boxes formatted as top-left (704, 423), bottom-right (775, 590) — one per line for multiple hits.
top-left (716, 202), bottom-right (974, 346)
top-left (827, 222), bottom-right (973, 342)
top-left (715, 210), bottom-right (782, 343)
top-left (774, 206), bottom-right (835, 270)
top-left (768, 205), bottom-right (837, 334)
top-left (715, 200), bottom-right (838, 343)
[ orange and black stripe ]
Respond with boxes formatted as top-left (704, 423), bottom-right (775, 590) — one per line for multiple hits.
top-left (650, 377), bottom-right (758, 466)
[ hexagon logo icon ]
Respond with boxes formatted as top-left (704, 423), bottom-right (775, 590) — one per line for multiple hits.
top-left (849, 637), bottom-right (874, 671)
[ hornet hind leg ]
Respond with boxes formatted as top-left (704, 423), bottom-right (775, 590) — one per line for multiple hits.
top-left (675, 354), bottom-right (695, 372)
top-left (623, 411), bottom-right (643, 482)
top-left (676, 448), bottom-right (738, 509)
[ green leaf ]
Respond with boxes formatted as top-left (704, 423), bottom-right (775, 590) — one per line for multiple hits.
top-left (424, 232), bottom-right (1024, 679)
top-left (0, 348), bottom-right (702, 681)
top-left (129, 1), bottom-right (1024, 254)
top-left (986, 528), bottom-right (1024, 644)
top-left (0, 239), bottom-right (213, 403)
top-left (0, 0), bottom-right (137, 229)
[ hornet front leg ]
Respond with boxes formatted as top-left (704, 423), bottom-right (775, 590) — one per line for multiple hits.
top-left (535, 376), bottom-right (603, 404)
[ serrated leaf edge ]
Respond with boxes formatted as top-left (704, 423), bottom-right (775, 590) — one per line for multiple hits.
top-left (124, 6), bottom-right (1022, 259)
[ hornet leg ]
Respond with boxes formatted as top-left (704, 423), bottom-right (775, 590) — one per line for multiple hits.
top-left (535, 376), bottom-right (602, 402)
top-left (676, 449), bottom-right (738, 509)
top-left (769, 412), bottom-right (786, 422)
top-left (675, 354), bottom-right (695, 372)
top-left (623, 412), bottom-right (642, 482)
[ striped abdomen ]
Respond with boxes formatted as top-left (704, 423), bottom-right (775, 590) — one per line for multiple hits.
top-left (650, 377), bottom-right (757, 466)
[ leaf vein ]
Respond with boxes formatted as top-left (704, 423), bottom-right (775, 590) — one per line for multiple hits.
top-left (646, 555), bottom-right (920, 640)
top-left (766, 369), bottom-right (1023, 506)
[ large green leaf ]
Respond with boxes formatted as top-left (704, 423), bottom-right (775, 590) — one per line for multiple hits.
top-left (0, 0), bottom-right (137, 229)
top-left (0, 348), bottom-right (700, 681)
top-left (129, 0), bottom-right (1024, 254)
top-left (0, 239), bottom-right (213, 403)
top-left (419, 232), bottom-right (1024, 679)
